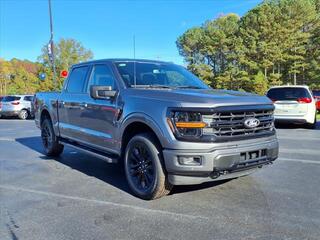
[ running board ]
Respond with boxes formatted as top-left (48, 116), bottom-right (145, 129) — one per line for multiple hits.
top-left (59, 139), bottom-right (118, 164)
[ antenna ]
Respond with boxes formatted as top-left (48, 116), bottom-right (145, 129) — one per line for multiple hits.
top-left (133, 35), bottom-right (136, 59)
top-left (133, 35), bottom-right (137, 87)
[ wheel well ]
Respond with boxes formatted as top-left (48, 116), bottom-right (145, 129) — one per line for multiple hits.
top-left (40, 109), bottom-right (51, 125)
top-left (121, 122), bottom-right (162, 157)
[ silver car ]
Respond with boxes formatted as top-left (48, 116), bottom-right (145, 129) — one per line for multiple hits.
top-left (0, 95), bottom-right (34, 120)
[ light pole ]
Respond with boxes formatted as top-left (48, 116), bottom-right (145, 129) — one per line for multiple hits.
top-left (48, 0), bottom-right (57, 89)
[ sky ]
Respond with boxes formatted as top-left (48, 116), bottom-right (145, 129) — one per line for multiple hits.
top-left (0, 0), bottom-right (262, 65)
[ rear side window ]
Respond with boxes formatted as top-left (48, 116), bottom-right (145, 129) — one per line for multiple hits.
top-left (24, 96), bottom-right (33, 101)
top-left (2, 96), bottom-right (21, 102)
top-left (88, 64), bottom-right (116, 90)
top-left (267, 87), bottom-right (311, 101)
top-left (67, 66), bottom-right (89, 93)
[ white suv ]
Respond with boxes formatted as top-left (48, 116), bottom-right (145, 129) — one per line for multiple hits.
top-left (0, 95), bottom-right (34, 120)
top-left (267, 85), bottom-right (317, 128)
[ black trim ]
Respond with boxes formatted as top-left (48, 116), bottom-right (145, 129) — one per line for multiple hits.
top-left (167, 105), bottom-right (275, 143)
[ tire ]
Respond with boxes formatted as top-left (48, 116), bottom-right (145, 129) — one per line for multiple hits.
top-left (18, 109), bottom-right (29, 120)
top-left (41, 118), bottom-right (64, 156)
top-left (124, 133), bottom-right (173, 200)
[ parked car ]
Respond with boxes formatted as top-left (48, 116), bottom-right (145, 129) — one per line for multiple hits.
top-left (267, 85), bottom-right (317, 128)
top-left (312, 90), bottom-right (320, 112)
top-left (0, 96), bottom-right (3, 117)
top-left (0, 95), bottom-right (34, 119)
top-left (34, 59), bottom-right (278, 200)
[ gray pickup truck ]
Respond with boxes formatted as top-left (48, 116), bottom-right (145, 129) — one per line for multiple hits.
top-left (34, 59), bottom-right (278, 200)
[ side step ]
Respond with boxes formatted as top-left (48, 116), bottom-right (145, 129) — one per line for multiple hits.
top-left (59, 139), bottom-right (118, 164)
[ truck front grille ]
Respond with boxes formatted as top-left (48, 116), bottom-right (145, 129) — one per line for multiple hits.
top-left (202, 109), bottom-right (274, 139)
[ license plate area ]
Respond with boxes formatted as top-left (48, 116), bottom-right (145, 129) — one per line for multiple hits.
top-left (240, 149), bottom-right (267, 162)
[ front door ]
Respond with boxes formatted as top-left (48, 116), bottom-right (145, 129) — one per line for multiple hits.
top-left (76, 63), bottom-right (119, 153)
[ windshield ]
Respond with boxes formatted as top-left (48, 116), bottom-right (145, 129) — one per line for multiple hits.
top-left (114, 61), bottom-right (209, 89)
top-left (267, 87), bottom-right (311, 101)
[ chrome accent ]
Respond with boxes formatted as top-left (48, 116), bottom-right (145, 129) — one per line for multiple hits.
top-left (202, 109), bottom-right (274, 138)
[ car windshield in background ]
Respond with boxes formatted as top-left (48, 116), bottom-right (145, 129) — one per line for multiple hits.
top-left (2, 96), bottom-right (21, 102)
top-left (114, 61), bottom-right (209, 89)
top-left (267, 87), bottom-right (311, 101)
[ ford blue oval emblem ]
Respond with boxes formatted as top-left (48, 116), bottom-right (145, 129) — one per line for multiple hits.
top-left (244, 117), bottom-right (260, 128)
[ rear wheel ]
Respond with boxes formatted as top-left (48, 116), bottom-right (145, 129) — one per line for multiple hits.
top-left (124, 133), bottom-right (172, 200)
top-left (19, 109), bottom-right (29, 120)
top-left (41, 118), bottom-right (64, 156)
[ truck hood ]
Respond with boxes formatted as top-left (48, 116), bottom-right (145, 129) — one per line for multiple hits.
top-left (126, 88), bottom-right (272, 107)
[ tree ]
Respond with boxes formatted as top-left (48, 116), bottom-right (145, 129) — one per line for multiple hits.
top-left (38, 38), bottom-right (93, 90)
top-left (177, 0), bottom-right (320, 92)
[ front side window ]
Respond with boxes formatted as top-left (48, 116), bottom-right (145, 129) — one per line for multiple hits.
top-left (67, 66), bottom-right (89, 93)
top-left (114, 62), bottom-right (209, 89)
top-left (88, 64), bottom-right (116, 90)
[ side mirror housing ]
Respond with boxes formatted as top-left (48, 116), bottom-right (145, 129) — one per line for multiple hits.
top-left (90, 85), bottom-right (117, 99)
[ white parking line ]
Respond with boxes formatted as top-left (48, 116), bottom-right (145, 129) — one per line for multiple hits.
top-left (0, 137), bottom-right (15, 141)
top-left (278, 136), bottom-right (320, 141)
top-left (0, 185), bottom-right (209, 221)
top-left (280, 148), bottom-right (320, 155)
top-left (278, 157), bottom-right (320, 165)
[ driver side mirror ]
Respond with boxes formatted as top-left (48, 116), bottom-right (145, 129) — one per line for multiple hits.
top-left (90, 85), bottom-right (117, 99)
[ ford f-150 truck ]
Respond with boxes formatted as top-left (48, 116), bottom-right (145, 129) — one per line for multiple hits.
top-left (34, 59), bottom-right (278, 200)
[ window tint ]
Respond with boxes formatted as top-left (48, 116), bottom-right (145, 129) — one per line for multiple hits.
top-left (88, 64), bottom-right (116, 89)
top-left (114, 62), bottom-right (208, 89)
top-left (24, 96), bottom-right (33, 101)
top-left (267, 87), bottom-right (311, 101)
top-left (67, 66), bottom-right (89, 93)
top-left (2, 96), bottom-right (21, 102)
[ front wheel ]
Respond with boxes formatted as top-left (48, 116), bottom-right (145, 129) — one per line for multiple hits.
top-left (41, 118), bottom-right (64, 156)
top-left (124, 133), bottom-right (173, 200)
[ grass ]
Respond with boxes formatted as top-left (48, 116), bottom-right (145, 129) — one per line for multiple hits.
top-left (317, 113), bottom-right (320, 121)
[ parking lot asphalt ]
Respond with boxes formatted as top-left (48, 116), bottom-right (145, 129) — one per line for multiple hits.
top-left (0, 119), bottom-right (319, 240)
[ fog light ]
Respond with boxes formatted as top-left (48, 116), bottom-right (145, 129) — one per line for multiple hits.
top-left (178, 156), bottom-right (202, 166)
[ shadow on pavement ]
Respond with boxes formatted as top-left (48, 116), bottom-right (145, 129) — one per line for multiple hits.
top-left (275, 120), bottom-right (320, 130)
top-left (15, 136), bottom-right (131, 195)
top-left (15, 136), bottom-right (228, 198)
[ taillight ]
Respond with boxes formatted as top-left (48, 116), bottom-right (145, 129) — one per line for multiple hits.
top-left (297, 97), bottom-right (312, 103)
top-left (11, 101), bottom-right (20, 105)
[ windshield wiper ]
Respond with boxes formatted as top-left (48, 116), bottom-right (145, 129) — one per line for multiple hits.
top-left (175, 86), bottom-right (203, 89)
top-left (132, 85), bottom-right (172, 89)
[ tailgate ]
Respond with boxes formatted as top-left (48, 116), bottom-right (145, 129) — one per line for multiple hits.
top-left (274, 100), bottom-right (308, 115)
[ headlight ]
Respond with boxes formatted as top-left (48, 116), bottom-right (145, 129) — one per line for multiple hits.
top-left (167, 111), bottom-right (207, 138)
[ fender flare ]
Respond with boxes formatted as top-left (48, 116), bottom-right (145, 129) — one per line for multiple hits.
top-left (119, 112), bottom-right (168, 148)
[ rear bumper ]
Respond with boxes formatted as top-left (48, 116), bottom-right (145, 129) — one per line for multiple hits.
top-left (0, 110), bottom-right (20, 117)
top-left (163, 138), bottom-right (278, 185)
top-left (274, 115), bottom-right (311, 124)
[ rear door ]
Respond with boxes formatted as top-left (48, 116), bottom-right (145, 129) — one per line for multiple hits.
top-left (267, 87), bottom-right (311, 116)
top-left (58, 65), bottom-right (91, 141)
